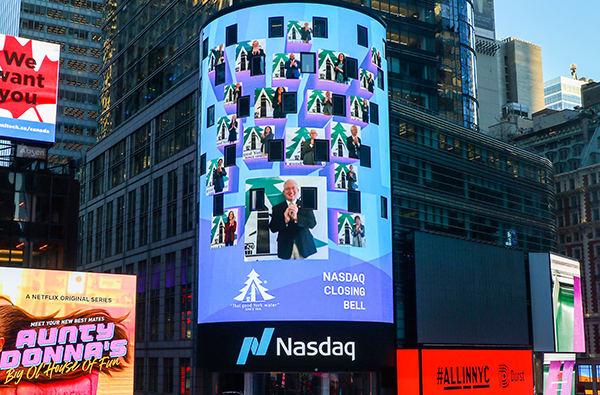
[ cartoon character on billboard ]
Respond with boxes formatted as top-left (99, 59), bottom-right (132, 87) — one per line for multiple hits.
top-left (0, 295), bottom-right (131, 394)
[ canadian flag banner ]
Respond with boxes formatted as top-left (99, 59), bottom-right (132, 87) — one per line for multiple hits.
top-left (0, 34), bottom-right (60, 143)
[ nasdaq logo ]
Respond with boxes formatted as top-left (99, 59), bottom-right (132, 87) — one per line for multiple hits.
top-left (236, 328), bottom-right (274, 365)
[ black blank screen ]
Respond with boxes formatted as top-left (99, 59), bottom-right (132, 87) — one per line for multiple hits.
top-left (414, 232), bottom-right (529, 345)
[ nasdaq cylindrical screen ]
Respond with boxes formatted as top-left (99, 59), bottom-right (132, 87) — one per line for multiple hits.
top-left (198, 3), bottom-right (392, 324)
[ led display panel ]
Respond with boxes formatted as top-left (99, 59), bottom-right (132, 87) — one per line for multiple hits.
top-left (414, 232), bottom-right (529, 345)
top-left (198, 4), bottom-right (391, 324)
top-left (420, 350), bottom-right (533, 395)
top-left (0, 267), bottom-right (136, 394)
top-left (0, 35), bottom-right (60, 143)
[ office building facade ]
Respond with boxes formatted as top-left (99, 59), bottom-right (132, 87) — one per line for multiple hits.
top-left (0, 151), bottom-right (80, 270)
top-left (514, 106), bottom-right (600, 388)
top-left (544, 76), bottom-right (587, 111)
top-left (476, 36), bottom-right (544, 132)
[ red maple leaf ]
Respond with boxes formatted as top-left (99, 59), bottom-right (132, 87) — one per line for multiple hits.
top-left (0, 36), bottom-right (59, 121)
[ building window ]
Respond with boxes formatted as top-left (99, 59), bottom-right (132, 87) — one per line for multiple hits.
top-left (134, 357), bottom-right (145, 391)
top-left (215, 62), bottom-right (226, 85)
top-left (148, 358), bottom-right (158, 392)
top-left (300, 52), bottom-right (316, 73)
top-left (108, 139), bottom-right (126, 189)
top-left (115, 196), bottom-right (125, 253)
top-left (153, 177), bottom-right (163, 242)
top-left (381, 196), bottom-right (388, 219)
top-left (282, 92), bottom-right (297, 113)
top-left (202, 38), bottom-right (209, 59)
top-left (370, 102), bottom-right (379, 125)
top-left (163, 358), bottom-right (174, 393)
top-left (207, 105), bottom-right (215, 127)
top-left (269, 17), bottom-right (284, 37)
top-left (377, 68), bottom-right (384, 90)
top-left (357, 25), bottom-right (368, 47)
top-left (226, 24), bottom-right (237, 46)
top-left (182, 162), bottom-right (195, 232)
top-left (179, 358), bottom-right (191, 395)
top-left (348, 190), bottom-right (361, 213)
top-left (139, 183), bottom-right (149, 246)
top-left (573, 248), bottom-right (581, 260)
top-left (166, 170), bottom-right (178, 238)
top-left (571, 212), bottom-right (580, 225)
top-left (332, 94), bottom-right (346, 116)
top-left (313, 17), bottom-right (328, 38)
top-left (237, 96), bottom-right (250, 118)
top-left (126, 190), bottom-right (136, 250)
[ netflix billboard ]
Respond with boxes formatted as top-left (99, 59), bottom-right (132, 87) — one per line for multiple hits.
top-left (0, 35), bottom-right (60, 143)
top-left (0, 267), bottom-right (136, 395)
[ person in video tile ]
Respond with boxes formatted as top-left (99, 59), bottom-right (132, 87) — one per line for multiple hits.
top-left (247, 40), bottom-right (265, 75)
top-left (213, 158), bottom-right (227, 193)
top-left (269, 179), bottom-right (317, 259)
top-left (224, 210), bottom-right (237, 246)
top-left (352, 215), bottom-right (365, 247)
top-left (285, 53), bottom-right (301, 79)
top-left (346, 125), bottom-right (361, 159)
top-left (301, 129), bottom-right (318, 165)
top-left (301, 22), bottom-right (312, 43)
top-left (261, 126), bottom-right (274, 157)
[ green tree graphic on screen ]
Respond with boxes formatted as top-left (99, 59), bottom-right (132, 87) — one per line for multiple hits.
top-left (244, 126), bottom-right (262, 146)
top-left (307, 90), bottom-right (325, 113)
top-left (330, 122), bottom-right (348, 155)
top-left (272, 53), bottom-right (290, 74)
top-left (337, 212), bottom-right (355, 233)
top-left (318, 50), bottom-right (337, 70)
top-left (286, 128), bottom-right (311, 160)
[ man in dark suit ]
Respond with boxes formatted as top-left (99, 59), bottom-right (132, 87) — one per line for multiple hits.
top-left (301, 129), bottom-right (318, 165)
top-left (269, 179), bottom-right (317, 259)
top-left (247, 40), bottom-right (265, 75)
top-left (346, 125), bottom-right (361, 159)
top-left (284, 53), bottom-right (301, 79)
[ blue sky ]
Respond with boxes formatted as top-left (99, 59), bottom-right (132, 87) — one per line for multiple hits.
top-left (494, 0), bottom-right (599, 82)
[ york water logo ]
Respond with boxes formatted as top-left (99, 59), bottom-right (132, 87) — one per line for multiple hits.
top-left (236, 328), bottom-right (356, 365)
top-left (234, 269), bottom-right (275, 302)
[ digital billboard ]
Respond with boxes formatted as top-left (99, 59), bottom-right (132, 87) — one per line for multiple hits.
top-left (198, 4), bottom-right (392, 324)
top-left (420, 350), bottom-right (533, 395)
top-left (550, 254), bottom-right (585, 353)
top-left (0, 35), bottom-right (60, 143)
top-left (414, 232), bottom-right (529, 345)
top-left (0, 267), bottom-right (136, 394)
